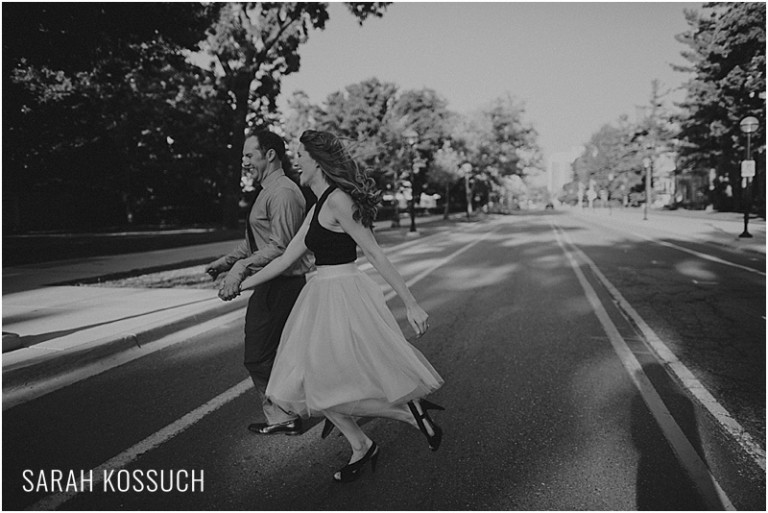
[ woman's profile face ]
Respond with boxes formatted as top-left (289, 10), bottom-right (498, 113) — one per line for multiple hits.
top-left (296, 143), bottom-right (319, 186)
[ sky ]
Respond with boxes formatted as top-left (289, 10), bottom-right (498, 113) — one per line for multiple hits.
top-left (279, 1), bottom-right (702, 162)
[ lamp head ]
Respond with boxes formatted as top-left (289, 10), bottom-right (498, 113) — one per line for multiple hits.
top-left (403, 128), bottom-right (419, 146)
top-left (740, 116), bottom-right (759, 134)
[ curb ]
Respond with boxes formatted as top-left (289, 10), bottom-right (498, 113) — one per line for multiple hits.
top-left (677, 377), bottom-right (767, 510)
top-left (571, 210), bottom-right (765, 256)
top-left (2, 332), bottom-right (22, 353)
top-left (2, 296), bottom-right (247, 395)
top-left (560, 221), bottom-right (765, 509)
top-left (705, 238), bottom-right (766, 257)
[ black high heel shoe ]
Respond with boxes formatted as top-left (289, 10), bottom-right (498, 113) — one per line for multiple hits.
top-left (321, 419), bottom-right (335, 439)
top-left (407, 400), bottom-right (444, 452)
top-left (419, 399), bottom-right (445, 412)
top-left (333, 441), bottom-right (379, 483)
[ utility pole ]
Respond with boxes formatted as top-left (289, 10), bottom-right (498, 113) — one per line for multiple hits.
top-left (642, 80), bottom-right (667, 217)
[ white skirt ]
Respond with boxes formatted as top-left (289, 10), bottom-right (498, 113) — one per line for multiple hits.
top-left (266, 263), bottom-right (443, 417)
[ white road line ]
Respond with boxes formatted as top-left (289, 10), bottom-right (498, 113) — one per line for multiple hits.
top-left (383, 223), bottom-right (502, 301)
top-left (578, 215), bottom-right (765, 277)
top-left (360, 220), bottom-right (483, 272)
top-left (642, 235), bottom-right (765, 277)
top-left (552, 223), bottom-right (736, 511)
top-left (554, 221), bottom-right (766, 472)
top-left (3, 310), bottom-right (245, 411)
top-left (27, 221), bottom-right (500, 510)
top-left (27, 379), bottom-right (252, 511)
top-left (358, 229), bottom-right (448, 272)
top-left (4, 229), bottom-right (455, 411)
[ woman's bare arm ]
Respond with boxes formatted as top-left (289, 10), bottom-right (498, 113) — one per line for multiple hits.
top-left (235, 211), bottom-right (312, 294)
top-left (327, 191), bottom-right (429, 337)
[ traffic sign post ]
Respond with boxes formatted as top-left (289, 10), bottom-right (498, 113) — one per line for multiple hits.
top-left (739, 117), bottom-right (759, 238)
top-left (741, 160), bottom-right (756, 178)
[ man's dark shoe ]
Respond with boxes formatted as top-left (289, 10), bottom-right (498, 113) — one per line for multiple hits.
top-left (248, 418), bottom-right (303, 436)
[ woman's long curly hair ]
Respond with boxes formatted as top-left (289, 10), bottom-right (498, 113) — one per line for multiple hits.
top-left (300, 130), bottom-right (382, 228)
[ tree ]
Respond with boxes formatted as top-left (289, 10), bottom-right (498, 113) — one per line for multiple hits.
top-left (449, 95), bottom-right (542, 211)
top-left (571, 81), bottom-right (680, 207)
top-left (283, 90), bottom-right (323, 142)
top-left (430, 143), bottom-right (463, 219)
top-left (3, 3), bottom-right (223, 232)
top-left (315, 77), bottom-right (400, 176)
top-left (674, 2), bottom-right (766, 212)
top-left (2, 4), bottom-right (216, 74)
top-left (481, 95), bottom-right (541, 178)
top-left (280, 81), bottom-right (455, 223)
top-left (198, 2), bottom-right (389, 226)
top-left (388, 88), bottom-right (452, 200)
top-left (572, 120), bottom-right (643, 203)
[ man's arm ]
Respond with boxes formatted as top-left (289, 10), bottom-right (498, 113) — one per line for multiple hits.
top-left (217, 188), bottom-right (304, 297)
top-left (234, 189), bottom-right (305, 275)
top-left (205, 239), bottom-right (250, 279)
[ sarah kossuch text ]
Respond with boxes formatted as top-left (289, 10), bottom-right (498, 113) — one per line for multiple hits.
top-left (22, 469), bottom-right (205, 493)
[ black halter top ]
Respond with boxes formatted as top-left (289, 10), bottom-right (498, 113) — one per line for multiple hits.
top-left (304, 186), bottom-right (357, 265)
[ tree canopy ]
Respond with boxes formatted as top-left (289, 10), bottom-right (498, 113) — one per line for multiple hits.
top-left (3, 2), bottom-right (390, 232)
top-left (3, 3), bottom-right (224, 231)
top-left (673, 1), bottom-right (765, 211)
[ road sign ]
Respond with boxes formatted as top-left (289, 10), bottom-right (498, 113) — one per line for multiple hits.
top-left (741, 160), bottom-right (756, 178)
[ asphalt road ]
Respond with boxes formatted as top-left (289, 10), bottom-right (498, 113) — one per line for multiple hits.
top-left (555, 213), bottom-right (765, 446)
top-left (3, 214), bottom-right (763, 510)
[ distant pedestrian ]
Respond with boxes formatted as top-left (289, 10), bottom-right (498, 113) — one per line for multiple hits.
top-left (206, 130), bottom-right (313, 436)
top-left (234, 130), bottom-right (444, 483)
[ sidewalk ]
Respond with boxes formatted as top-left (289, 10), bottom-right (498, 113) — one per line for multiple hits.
top-left (2, 209), bottom-right (764, 402)
top-left (568, 206), bottom-right (766, 255)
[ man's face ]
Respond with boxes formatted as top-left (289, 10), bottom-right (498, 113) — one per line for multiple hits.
top-left (242, 137), bottom-right (268, 183)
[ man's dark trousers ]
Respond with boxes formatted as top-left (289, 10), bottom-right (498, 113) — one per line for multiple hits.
top-left (244, 274), bottom-right (305, 424)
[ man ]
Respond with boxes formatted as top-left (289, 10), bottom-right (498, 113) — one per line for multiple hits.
top-left (207, 130), bottom-right (313, 436)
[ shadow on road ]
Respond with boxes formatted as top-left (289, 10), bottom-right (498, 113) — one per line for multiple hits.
top-left (3, 229), bottom-right (244, 267)
top-left (630, 364), bottom-right (722, 511)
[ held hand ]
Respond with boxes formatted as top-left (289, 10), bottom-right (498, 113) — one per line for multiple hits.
top-left (406, 304), bottom-right (430, 338)
top-left (205, 259), bottom-right (226, 281)
top-left (238, 265), bottom-right (265, 292)
top-left (218, 271), bottom-right (243, 301)
top-left (206, 266), bottom-right (221, 281)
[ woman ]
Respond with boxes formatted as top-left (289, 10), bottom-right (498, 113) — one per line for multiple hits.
top-left (238, 130), bottom-right (444, 483)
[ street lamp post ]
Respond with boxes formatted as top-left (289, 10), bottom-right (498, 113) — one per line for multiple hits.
top-left (607, 173), bottom-right (614, 214)
top-left (739, 116), bottom-right (759, 238)
top-left (403, 128), bottom-right (419, 234)
top-left (642, 157), bottom-right (652, 221)
top-left (460, 162), bottom-right (473, 218)
top-left (390, 171), bottom-right (400, 228)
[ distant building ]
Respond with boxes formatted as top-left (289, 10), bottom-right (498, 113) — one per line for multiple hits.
top-left (546, 147), bottom-right (583, 197)
top-left (652, 151), bottom-right (677, 207)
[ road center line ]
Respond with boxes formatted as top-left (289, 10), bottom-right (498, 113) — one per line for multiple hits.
top-left (552, 222), bottom-right (735, 511)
